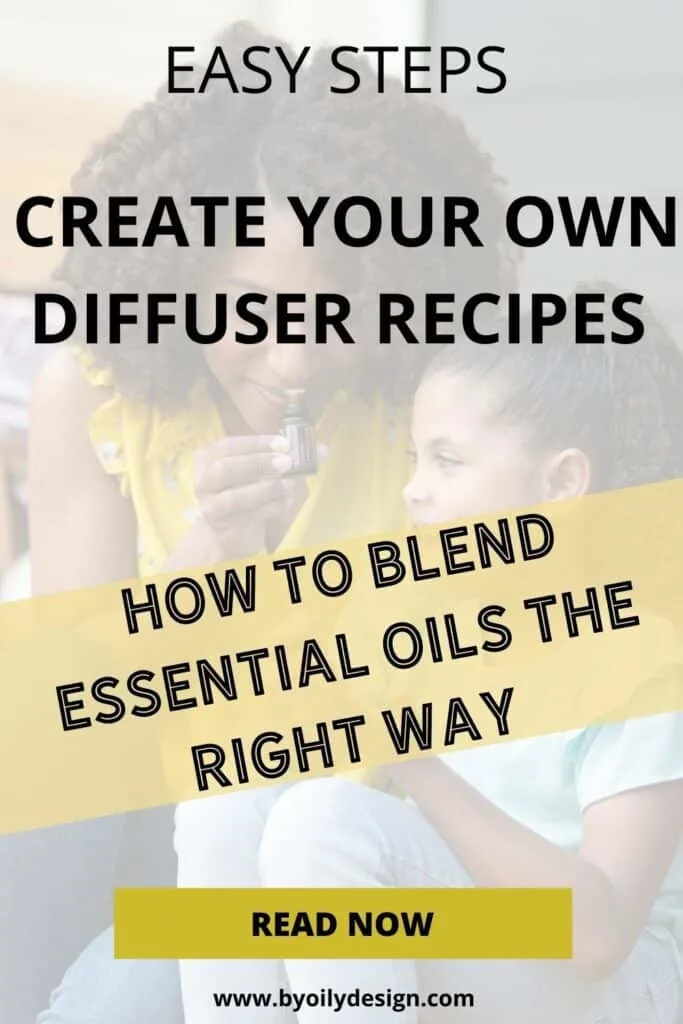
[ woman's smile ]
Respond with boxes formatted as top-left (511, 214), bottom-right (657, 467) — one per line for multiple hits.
top-left (246, 378), bottom-right (289, 412)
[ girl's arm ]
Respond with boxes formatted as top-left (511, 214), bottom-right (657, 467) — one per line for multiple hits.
top-left (29, 348), bottom-right (138, 595)
top-left (385, 756), bottom-right (683, 981)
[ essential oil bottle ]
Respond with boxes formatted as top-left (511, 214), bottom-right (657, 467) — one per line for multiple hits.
top-left (281, 389), bottom-right (318, 476)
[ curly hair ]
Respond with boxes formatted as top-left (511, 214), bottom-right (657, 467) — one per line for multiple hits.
top-left (55, 21), bottom-right (515, 409)
top-left (422, 283), bottom-right (683, 490)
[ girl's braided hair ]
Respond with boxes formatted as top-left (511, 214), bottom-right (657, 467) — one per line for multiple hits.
top-left (55, 21), bottom-right (515, 408)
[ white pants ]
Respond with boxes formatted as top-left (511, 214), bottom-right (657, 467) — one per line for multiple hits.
top-left (175, 778), bottom-right (682, 1024)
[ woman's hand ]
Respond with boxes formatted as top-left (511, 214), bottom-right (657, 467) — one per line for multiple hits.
top-left (164, 434), bottom-right (313, 571)
top-left (195, 434), bottom-right (301, 557)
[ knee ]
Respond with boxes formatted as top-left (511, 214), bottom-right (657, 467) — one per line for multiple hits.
top-left (258, 777), bottom-right (381, 886)
top-left (37, 928), bottom-right (182, 1024)
top-left (175, 786), bottom-right (287, 885)
top-left (175, 793), bottom-right (248, 860)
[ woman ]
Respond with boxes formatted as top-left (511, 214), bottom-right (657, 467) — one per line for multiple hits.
top-left (29, 21), bottom-right (512, 1023)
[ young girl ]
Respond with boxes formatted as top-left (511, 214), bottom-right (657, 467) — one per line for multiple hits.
top-left (31, 20), bottom-right (513, 1024)
top-left (176, 297), bottom-right (683, 1023)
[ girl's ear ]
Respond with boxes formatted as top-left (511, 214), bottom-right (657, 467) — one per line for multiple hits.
top-left (541, 448), bottom-right (591, 502)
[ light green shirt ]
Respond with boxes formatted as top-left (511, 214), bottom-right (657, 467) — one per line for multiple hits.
top-left (441, 712), bottom-right (683, 942)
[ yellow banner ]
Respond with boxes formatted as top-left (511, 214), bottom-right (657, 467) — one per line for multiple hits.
top-left (1, 479), bottom-right (682, 834)
top-left (114, 887), bottom-right (572, 960)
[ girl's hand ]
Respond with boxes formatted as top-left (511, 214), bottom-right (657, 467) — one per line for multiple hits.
top-left (381, 756), bottom-right (441, 789)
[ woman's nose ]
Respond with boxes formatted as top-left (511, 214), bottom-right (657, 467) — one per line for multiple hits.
top-left (266, 343), bottom-right (315, 388)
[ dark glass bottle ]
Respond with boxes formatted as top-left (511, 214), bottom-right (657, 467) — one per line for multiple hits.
top-left (281, 389), bottom-right (318, 476)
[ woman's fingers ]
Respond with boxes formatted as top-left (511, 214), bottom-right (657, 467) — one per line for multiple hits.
top-left (196, 451), bottom-right (293, 493)
top-left (201, 435), bottom-right (288, 460)
top-left (194, 432), bottom-right (323, 537)
top-left (201, 476), bottom-right (297, 527)
top-left (196, 434), bottom-right (330, 493)
top-left (195, 434), bottom-right (293, 493)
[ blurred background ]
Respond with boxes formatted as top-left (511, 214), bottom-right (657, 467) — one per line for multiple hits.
top-left (1, 1), bottom-right (682, 1019)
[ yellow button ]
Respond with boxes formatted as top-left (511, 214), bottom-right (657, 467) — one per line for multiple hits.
top-left (114, 887), bottom-right (572, 960)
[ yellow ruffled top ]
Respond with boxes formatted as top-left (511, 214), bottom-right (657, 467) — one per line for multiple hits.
top-left (73, 348), bottom-right (411, 794)
top-left (72, 347), bottom-right (411, 577)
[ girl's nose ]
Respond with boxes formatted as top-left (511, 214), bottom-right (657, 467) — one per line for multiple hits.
top-left (403, 472), bottom-right (431, 511)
